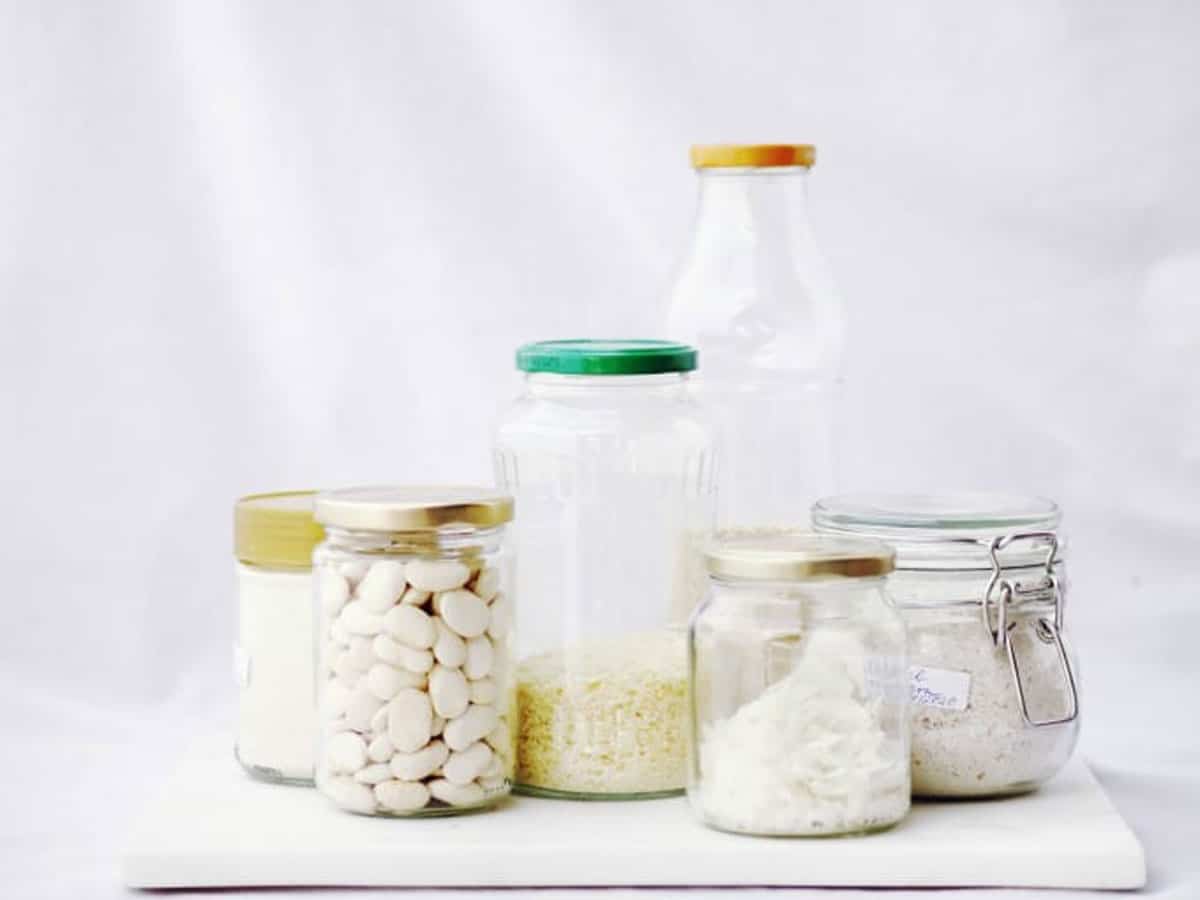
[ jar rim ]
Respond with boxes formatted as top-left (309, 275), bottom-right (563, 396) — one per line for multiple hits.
top-left (812, 492), bottom-right (1063, 571)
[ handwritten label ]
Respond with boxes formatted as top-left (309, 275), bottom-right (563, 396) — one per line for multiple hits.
top-left (909, 665), bottom-right (970, 710)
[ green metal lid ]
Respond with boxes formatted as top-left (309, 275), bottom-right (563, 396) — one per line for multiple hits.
top-left (516, 340), bottom-right (698, 375)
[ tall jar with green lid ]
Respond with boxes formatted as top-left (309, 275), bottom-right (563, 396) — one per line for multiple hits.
top-left (493, 340), bottom-right (717, 799)
top-left (234, 491), bottom-right (325, 785)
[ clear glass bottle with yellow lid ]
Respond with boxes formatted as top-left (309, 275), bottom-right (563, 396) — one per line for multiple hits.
top-left (233, 491), bottom-right (325, 785)
top-left (664, 144), bottom-right (844, 530)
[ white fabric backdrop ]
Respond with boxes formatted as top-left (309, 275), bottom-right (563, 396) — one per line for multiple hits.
top-left (1, 1), bottom-right (1198, 897)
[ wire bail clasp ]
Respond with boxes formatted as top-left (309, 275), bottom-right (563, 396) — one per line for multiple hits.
top-left (982, 531), bottom-right (1079, 728)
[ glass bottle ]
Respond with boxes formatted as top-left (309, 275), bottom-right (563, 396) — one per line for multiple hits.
top-left (664, 144), bottom-right (844, 531)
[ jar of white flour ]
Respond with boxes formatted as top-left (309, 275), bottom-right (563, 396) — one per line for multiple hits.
top-left (813, 493), bottom-right (1081, 797)
top-left (689, 532), bottom-right (910, 836)
top-left (234, 491), bottom-right (324, 784)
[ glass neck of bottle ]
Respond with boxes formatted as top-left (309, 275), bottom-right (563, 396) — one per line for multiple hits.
top-left (692, 166), bottom-right (814, 248)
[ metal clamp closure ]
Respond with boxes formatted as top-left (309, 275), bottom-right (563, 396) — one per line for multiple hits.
top-left (981, 531), bottom-right (1079, 728)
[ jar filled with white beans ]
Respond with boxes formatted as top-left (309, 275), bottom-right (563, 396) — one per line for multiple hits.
top-left (312, 486), bottom-right (515, 816)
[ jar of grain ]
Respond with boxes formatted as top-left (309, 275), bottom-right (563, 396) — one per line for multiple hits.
top-left (812, 493), bottom-right (1080, 797)
top-left (494, 340), bottom-right (717, 799)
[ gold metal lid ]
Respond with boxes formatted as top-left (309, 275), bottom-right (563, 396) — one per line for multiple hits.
top-left (690, 144), bottom-right (816, 169)
top-left (704, 531), bottom-right (894, 581)
top-left (234, 491), bottom-right (323, 569)
top-left (314, 485), bottom-right (514, 533)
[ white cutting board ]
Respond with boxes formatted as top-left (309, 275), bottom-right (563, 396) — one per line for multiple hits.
top-left (122, 735), bottom-right (1145, 890)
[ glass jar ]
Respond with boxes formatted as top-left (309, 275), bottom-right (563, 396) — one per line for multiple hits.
top-left (689, 533), bottom-right (910, 836)
top-left (812, 493), bottom-right (1081, 797)
top-left (663, 144), bottom-right (844, 530)
top-left (493, 340), bottom-right (717, 799)
top-left (233, 491), bottom-right (324, 785)
top-left (311, 486), bottom-right (515, 816)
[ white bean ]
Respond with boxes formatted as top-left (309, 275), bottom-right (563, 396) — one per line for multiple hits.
top-left (374, 633), bottom-right (434, 674)
top-left (338, 559), bottom-right (370, 587)
top-left (346, 636), bottom-right (376, 671)
top-left (481, 752), bottom-right (504, 780)
top-left (389, 739), bottom-right (449, 781)
top-left (375, 779), bottom-right (431, 813)
top-left (333, 651), bottom-right (363, 685)
top-left (397, 645), bottom-right (434, 673)
top-left (320, 570), bottom-right (350, 615)
top-left (320, 715), bottom-right (349, 735)
top-left (371, 633), bottom-right (406, 666)
top-left (438, 590), bottom-right (489, 638)
top-left (328, 620), bottom-right (350, 646)
top-left (325, 775), bottom-right (377, 814)
top-left (428, 665), bottom-right (469, 720)
top-left (369, 704), bottom-right (389, 736)
top-left (401, 587), bottom-right (431, 606)
top-left (431, 714), bottom-right (445, 737)
top-left (387, 688), bottom-right (433, 753)
top-left (432, 619), bottom-right (467, 668)
top-left (484, 721), bottom-right (512, 757)
top-left (367, 733), bottom-right (395, 763)
top-left (487, 593), bottom-right (510, 640)
top-left (443, 742), bottom-right (493, 786)
top-left (479, 774), bottom-right (507, 793)
top-left (353, 762), bottom-right (393, 785)
top-left (406, 558), bottom-right (471, 593)
top-left (429, 778), bottom-right (485, 808)
top-left (356, 560), bottom-right (408, 613)
top-left (338, 601), bottom-right (384, 636)
top-left (464, 635), bottom-right (493, 680)
top-left (444, 704), bottom-right (498, 751)
top-left (366, 662), bottom-right (425, 700)
top-left (383, 604), bottom-right (435, 649)
top-left (345, 686), bottom-right (385, 732)
top-left (471, 566), bottom-right (501, 602)
top-left (327, 732), bottom-right (367, 774)
top-left (322, 679), bottom-right (352, 719)
top-left (469, 678), bottom-right (497, 705)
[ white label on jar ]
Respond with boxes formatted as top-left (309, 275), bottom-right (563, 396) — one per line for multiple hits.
top-left (909, 665), bottom-right (970, 710)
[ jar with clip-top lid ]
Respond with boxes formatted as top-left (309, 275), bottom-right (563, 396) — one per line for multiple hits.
top-left (812, 492), bottom-right (1080, 797)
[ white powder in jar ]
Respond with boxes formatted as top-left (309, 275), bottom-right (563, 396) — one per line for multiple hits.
top-left (695, 629), bottom-right (910, 836)
top-left (516, 630), bottom-right (687, 796)
top-left (907, 611), bottom-right (1079, 796)
top-left (235, 564), bottom-right (315, 782)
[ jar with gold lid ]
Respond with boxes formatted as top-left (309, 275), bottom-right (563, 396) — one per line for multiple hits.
top-left (312, 485), bottom-right (515, 816)
top-left (234, 490), bottom-right (324, 785)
